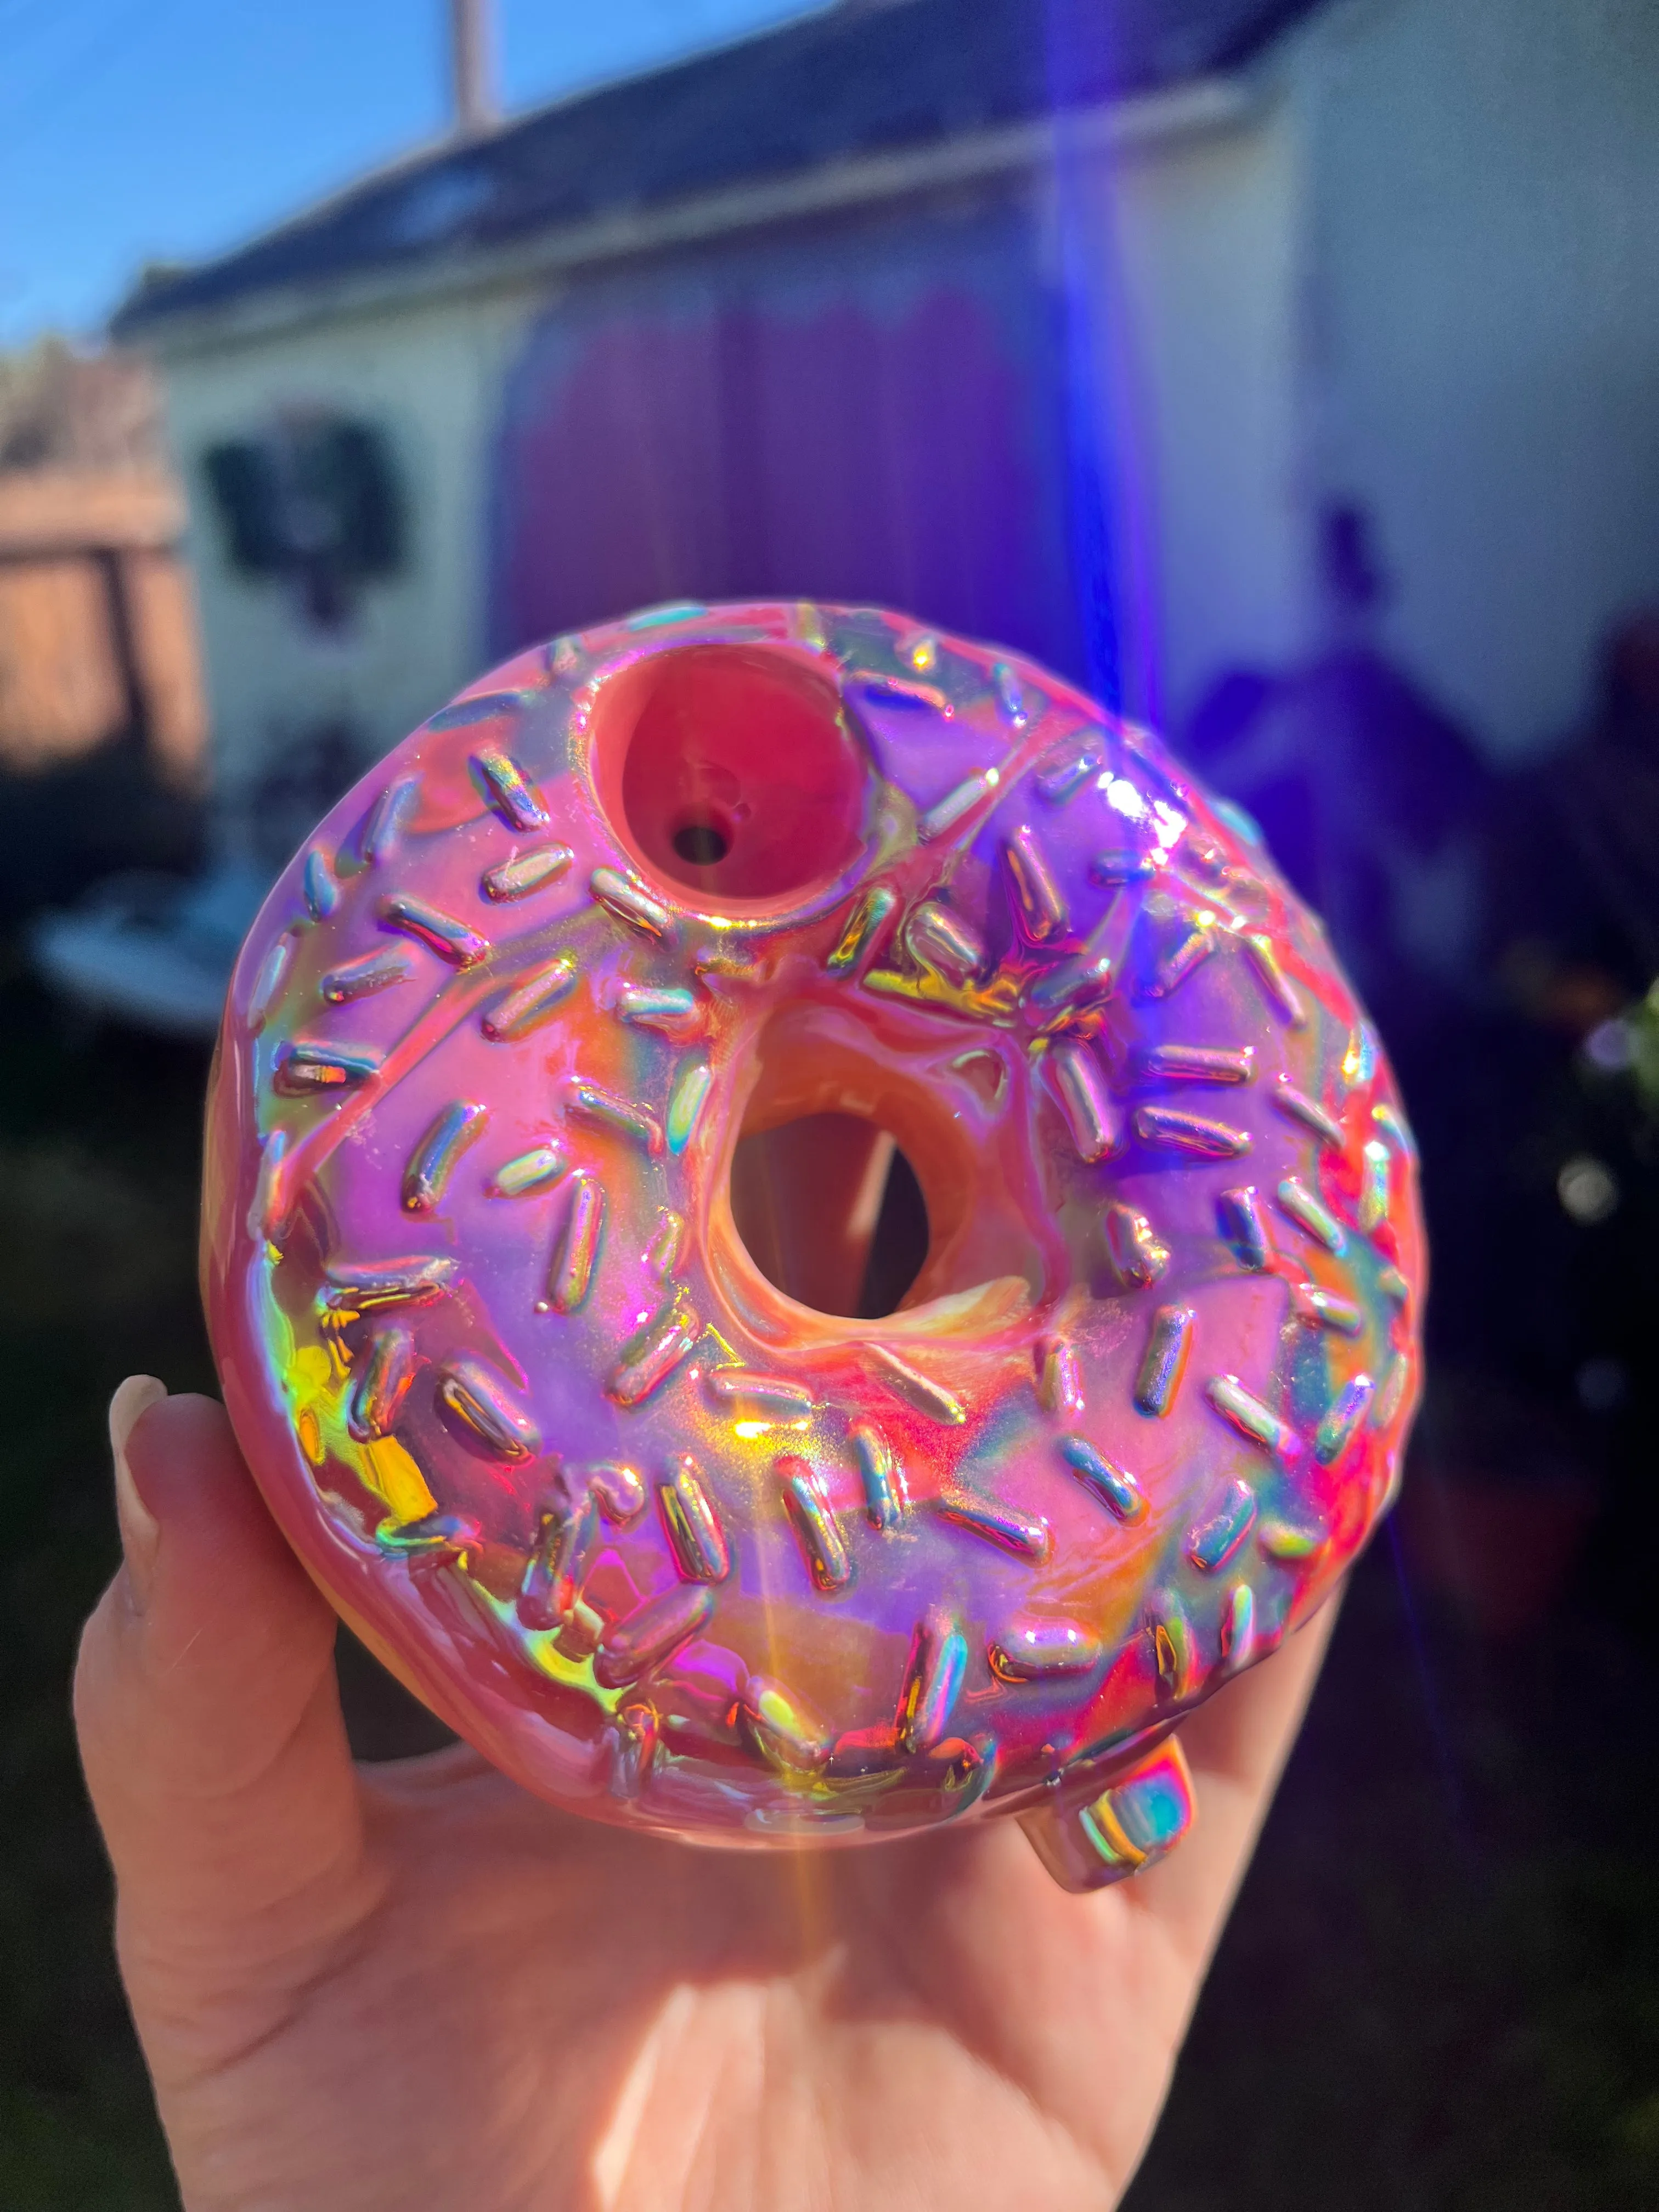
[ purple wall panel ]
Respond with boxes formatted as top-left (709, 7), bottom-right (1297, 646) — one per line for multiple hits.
top-left (489, 209), bottom-right (1088, 678)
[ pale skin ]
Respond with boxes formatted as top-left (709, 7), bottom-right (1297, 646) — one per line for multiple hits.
top-left (76, 1379), bottom-right (1338, 2212)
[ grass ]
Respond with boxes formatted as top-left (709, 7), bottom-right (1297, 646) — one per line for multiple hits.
top-left (0, 941), bottom-right (1654, 2209)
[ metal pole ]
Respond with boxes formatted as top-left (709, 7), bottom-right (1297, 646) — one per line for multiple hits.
top-left (449, 0), bottom-right (496, 139)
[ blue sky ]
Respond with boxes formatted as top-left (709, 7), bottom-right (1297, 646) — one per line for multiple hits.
top-left (0, 0), bottom-right (826, 347)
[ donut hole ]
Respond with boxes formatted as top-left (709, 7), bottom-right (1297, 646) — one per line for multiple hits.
top-left (599, 645), bottom-right (868, 904)
top-left (730, 1113), bottom-right (929, 1319)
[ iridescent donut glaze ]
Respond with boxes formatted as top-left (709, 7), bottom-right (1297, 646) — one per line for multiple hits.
top-left (202, 601), bottom-right (1424, 1866)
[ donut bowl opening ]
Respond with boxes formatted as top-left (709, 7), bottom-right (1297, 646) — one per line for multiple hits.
top-left (588, 642), bottom-right (873, 911)
top-left (713, 1005), bottom-right (1048, 1342)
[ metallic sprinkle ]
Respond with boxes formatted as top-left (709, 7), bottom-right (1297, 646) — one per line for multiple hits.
top-left (1217, 1186), bottom-right (1271, 1270)
top-left (1377, 1264), bottom-right (1411, 1306)
top-left (903, 899), bottom-right (986, 986)
top-left (1035, 742), bottom-right (1099, 805)
top-left (657, 1455), bottom-right (730, 1582)
top-left (706, 1369), bottom-right (814, 1420)
top-left (1372, 1351), bottom-right (1410, 1429)
top-left (856, 672), bottom-right (951, 713)
top-left (936, 1493), bottom-right (1051, 1562)
top-left (248, 1130), bottom-right (290, 1242)
top-left (359, 776), bottom-right (419, 865)
top-left (826, 884), bottom-right (898, 975)
top-left (517, 1494), bottom-right (595, 1631)
top-left (1027, 889), bottom-right (1135, 1016)
top-left (1046, 1039), bottom-right (1122, 1162)
top-left (471, 747), bottom-right (549, 831)
top-left (1059, 1434), bottom-right (1148, 1522)
top-left (1037, 1335), bottom-right (1085, 1416)
top-left (918, 768), bottom-right (998, 842)
top-left (1372, 1100), bottom-right (1418, 1161)
top-left (1187, 1479), bottom-right (1258, 1572)
top-left (1145, 921), bottom-right (1216, 997)
top-left (593, 1584), bottom-right (715, 1690)
top-left (989, 1618), bottom-right (1102, 1681)
top-left (321, 948), bottom-right (411, 1003)
top-left (1134, 1105), bottom-right (1251, 1159)
top-left (379, 894), bottom-right (487, 967)
top-left (1136, 1306), bottom-right (1194, 1417)
top-left (647, 1209), bottom-right (686, 1276)
top-left (322, 1256), bottom-right (456, 1311)
top-left (347, 1325), bottom-right (416, 1442)
top-left (302, 846), bottom-right (338, 919)
top-left (1276, 1176), bottom-right (1348, 1253)
top-left (666, 1058), bottom-right (713, 1155)
top-left (426, 690), bottom-right (531, 731)
top-left (1358, 1138), bottom-right (1392, 1233)
top-left (274, 1043), bottom-right (377, 1094)
top-left (1153, 1605), bottom-right (1193, 1701)
top-left (585, 1462), bottom-right (647, 1525)
top-left (850, 1420), bottom-right (905, 1530)
top-left (1274, 1078), bottom-right (1345, 1149)
top-left (375, 1510), bottom-right (478, 1562)
top-left (481, 843), bottom-right (573, 901)
top-left (865, 1344), bottom-right (966, 1424)
top-left (778, 1455), bottom-right (854, 1592)
top-left (1315, 1373), bottom-right (1375, 1463)
top-left (1292, 1284), bottom-right (1364, 1335)
top-left (590, 866), bottom-right (672, 941)
top-left (248, 936), bottom-right (292, 1030)
top-left (993, 660), bottom-right (1028, 726)
top-left (1105, 1204), bottom-right (1170, 1289)
top-left (488, 1142), bottom-right (569, 1198)
top-left (1003, 826), bottom-right (1069, 942)
top-left (544, 1173), bottom-right (604, 1313)
top-left (568, 1081), bottom-right (664, 1156)
top-left (616, 985), bottom-right (702, 1040)
top-left (1257, 1516), bottom-right (1324, 1561)
top-left (437, 1357), bottom-right (540, 1459)
top-left (607, 1303), bottom-right (700, 1406)
top-left (481, 951), bottom-right (578, 1041)
top-left (1206, 1374), bottom-right (1299, 1460)
top-left (1220, 1582), bottom-right (1256, 1670)
top-left (742, 1676), bottom-right (831, 1773)
top-left (896, 1609), bottom-right (967, 1752)
top-left (1091, 848), bottom-right (1157, 885)
top-left (1140, 1042), bottom-right (1253, 1084)
top-left (402, 1100), bottom-right (487, 1214)
top-left (1242, 933), bottom-right (1307, 1027)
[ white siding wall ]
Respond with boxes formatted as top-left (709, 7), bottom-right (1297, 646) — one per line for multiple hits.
top-left (1076, 93), bottom-right (1308, 730)
top-left (155, 289), bottom-right (538, 796)
top-left (1294, 0), bottom-right (1659, 757)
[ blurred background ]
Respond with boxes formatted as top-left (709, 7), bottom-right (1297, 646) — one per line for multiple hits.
top-left (3, 0), bottom-right (1657, 2202)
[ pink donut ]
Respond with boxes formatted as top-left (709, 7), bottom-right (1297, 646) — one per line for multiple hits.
top-left (203, 601), bottom-right (1423, 1886)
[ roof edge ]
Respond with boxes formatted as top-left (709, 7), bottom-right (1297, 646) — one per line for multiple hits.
top-left (119, 75), bottom-right (1258, 360)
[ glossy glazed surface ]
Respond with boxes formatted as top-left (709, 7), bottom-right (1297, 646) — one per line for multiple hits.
top-left (202, 601), bottom-right (1424, 1849)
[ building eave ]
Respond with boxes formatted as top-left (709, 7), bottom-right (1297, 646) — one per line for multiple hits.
top-left (127, 76), bottom-right (1255, 364)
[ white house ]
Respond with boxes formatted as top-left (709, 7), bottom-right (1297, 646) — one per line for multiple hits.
top-left (111, 0), bottom-right (1659, 826)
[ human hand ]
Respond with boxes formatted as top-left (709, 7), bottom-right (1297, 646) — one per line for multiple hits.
top-left (76, 1379), bottom-right (1336, 2212)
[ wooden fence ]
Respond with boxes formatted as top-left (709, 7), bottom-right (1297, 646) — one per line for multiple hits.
top-left (0, 471), bottom-right (206, 783)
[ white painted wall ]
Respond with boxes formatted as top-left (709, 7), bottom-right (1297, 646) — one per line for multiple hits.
top-left (1069, 91), bottom-right (1309, 732)
top-left (154, 286), bottom-right (538, 799)
top-left (1292, 0), bottom-right (1659, 758)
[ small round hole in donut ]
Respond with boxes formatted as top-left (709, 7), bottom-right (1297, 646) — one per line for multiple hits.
top-left (597, 645), bottom-right (868, 904)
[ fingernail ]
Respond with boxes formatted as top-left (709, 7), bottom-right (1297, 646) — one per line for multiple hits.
top-left (1019, 1737), bottom-right (1196, 1894)
top-left (110, 1375), bottom-right (167, 1604)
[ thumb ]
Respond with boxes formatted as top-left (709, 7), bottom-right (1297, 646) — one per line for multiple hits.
top-left (75, 1384), bottom-right (375, 2006)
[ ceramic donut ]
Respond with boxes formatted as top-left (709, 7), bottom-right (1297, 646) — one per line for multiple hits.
top-left (202, 600), bottom-right (1425, 1889)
